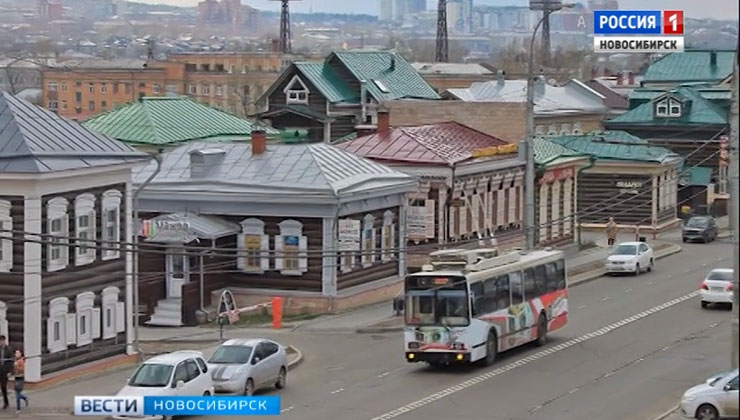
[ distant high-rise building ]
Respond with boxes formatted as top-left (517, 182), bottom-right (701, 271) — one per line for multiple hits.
top-left (587, 0), bottom-right (619, 10)
top-left (447, 0), bottom-right (473, 33)
top-left (197, 0), bottom-right (260, 30)
top-left (379, 0), bottom-right (426, 21)
top-left (38, 0), bottom-right (63, 21)
top-left (379, 0), bottom-right (394, 21)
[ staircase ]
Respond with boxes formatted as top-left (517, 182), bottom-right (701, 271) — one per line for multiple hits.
top-left (146, 298), bottom-right (183, 327)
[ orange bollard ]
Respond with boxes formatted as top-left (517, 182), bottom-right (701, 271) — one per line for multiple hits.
top-left (272, 297), bottom-right (283, 329)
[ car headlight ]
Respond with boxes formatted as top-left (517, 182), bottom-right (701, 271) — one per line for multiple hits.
top-left (682, 395), bottom-right (696, 402)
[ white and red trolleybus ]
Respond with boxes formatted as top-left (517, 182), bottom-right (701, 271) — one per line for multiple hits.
top-left (404, 248), bottom-right (568, 366)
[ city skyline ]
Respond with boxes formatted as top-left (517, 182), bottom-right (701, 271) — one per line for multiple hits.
top-left (136, 0), bottom-right (739, 20)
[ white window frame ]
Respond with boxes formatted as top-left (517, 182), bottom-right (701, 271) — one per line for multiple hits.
top-left (655, 98), bottom-right (669, 117)
top-left (101, 286), bottom-right (125, 339)
top-left (100, 83), bottom-right (107, 94)
top-left (60, 82), bottom-right (67, 92)
top-left (75, 194), bottom-right (96, 266)
top-left (381, 210), bottom-right (395, 262)
top-left (237, 218), bottom-right (270, 273)
top-left (61, 100), bottom-right (68, 111)
top-left (202, 84), bottom-right (211, 95)
top-left (47, 81), bottom-right (57, 91)
top-left (362, 214), bottom-right (376, 268)
top-left (560, 123), bottom-right (571, 136)
top-left (188, 84), bottom-right (197, 95)
top-left (283, 75), bottom-right (310, 105)
top-left (75, 291), bottom-right (100, 346)
top-left (88, 83), bottom-right (95, 93)
top-left (47, 197), bottom-right (69, 272)
top-left (275, 220), bottom-right (308, 276)
top-left (0, 301), bottom-right (7, 340)
top-left (47, 100), bottom-right (58, 110)
top-left (0, 200), bottom-right (11, 273)
top-left (669, 98), bottom-right (682, 117)
top-left (101, 190), bottom-right (122, 260)
top-left (47, 297), bottom-right (71, 353)
top-left (216, 85), bottom-right (224, 96)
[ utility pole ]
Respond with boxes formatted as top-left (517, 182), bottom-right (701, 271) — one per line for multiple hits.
top-left (271, 0), bottom-right (301, 54)
top-left (730, 41), bottom-right (739, 369)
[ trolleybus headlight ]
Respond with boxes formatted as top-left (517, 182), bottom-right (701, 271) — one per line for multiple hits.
top-left (456, 354), bottom-right (464, 361)
top-left (408, 353), bottom-right (415, 360)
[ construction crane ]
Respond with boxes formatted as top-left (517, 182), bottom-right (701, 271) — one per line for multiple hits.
top-left (270, 0), bottom-right (301, 54)
top-left (435, 0), bottom-right (448, 63)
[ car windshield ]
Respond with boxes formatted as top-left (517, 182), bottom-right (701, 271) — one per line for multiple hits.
top-left (128, 363), bottom-right (173, 387)
top-left (405, 290), bottom-right (469, 327)
top-left (686, 218), bottom-right (709, 228)
top-left (708, 370), bottom-right (736, 387)
top-left (208, 345), bottom-right (253, 364)
top-left (612, 245), bottom-right (637, 256)
top-left (707, 270), bottom-right (734, 281)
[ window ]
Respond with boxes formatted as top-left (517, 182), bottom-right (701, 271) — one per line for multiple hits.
top-left (534, 264), bottom-right (547, 296)
top-left (101, 286), bottom-right (124, 339)
top-left (669, 99), bottom-right (681, 116)
top-left (510, 271), bottom-right (523, 305)
top-left (88, 101), bottom-right (95, 111)
top-left (46, 297), bottom-right (72, 353)
top-left (113, 83), bottom-right (119, 94)
top-left (100, 83), bottom-right (107, 93)
top-left (185, 360), bottom-right (200, 382)
top-left (560, 123), bottom-right (571, 136)
top-left (101, 101), bottom-right (107, 110)
top-left (200, 64), bottom-right (210, 72)
top-left (0, 200), bottom-right (12, 273)
top-left (283, 75), bottom-right (309, 105)
top-left (216, 85), bottom-right (224, 96)
top-left (47, 100), bottom-right (58, 110)
top-left (195, 357), bottom-right (208, 373)
top-left (47, 197), bottom-right (69, 272)
top-left (102, 190), bottom-right (122, 260)
top-left (173, 363), bottom-right (189, 384)
top-left (523, 268), bottom-right (536, 299)
top-left (362, 214), bottom-right (376, 267)
top-left (276, 220), bottom-right (307, 275)
top-left (138, 82), bottom-right (146, 88)
top-left (61, 100), bottom-right (68, 111)
top-left (60, 82), bottom-right (67, 92)
top-left (47, 81), bottom-right (57, 91)
top-left (381, 210), bottom-right (395, 262)
top-left (74, 194), bottom-right (96, 266)
top-left (124, 83), bottom-right (131, 94)
top-left (75, 291), bottom-right (99, 346)
top-left (75, 92), bottom-right (82, 103)
top-left (496, 275), bottom-right (510, 309)
top-left (555, 259), bottom-right (566, 290)
top-left (79, 315), bottom-right (87, 335)
top-left (153, 84), bottom-right (161, 94)
top-left (202, 84), bottom-right (211, 95)
top-left (88, 83), bottom-right (94, 93)
top-left (572, 122), bottom-right (582, 135)
top-left (238, 219), bottom-right (269, 272)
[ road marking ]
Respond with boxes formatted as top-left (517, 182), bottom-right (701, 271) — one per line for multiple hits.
top-left (331, 388), bottom-right (345, 395)
top-left (367, 291), bottom-right (699, 420)
top-left (602, 297), bottom-right (610, 302)
top-left (281, 406), bottom-right (295, 413)
top-left (568, 387), bottom-right (579, 394)
top-left (647, 281), bottom-right (654, 285)
top-left (577, 305), bottom-right (586, 310)
top-left (626, 288), bottom-right (632, 293)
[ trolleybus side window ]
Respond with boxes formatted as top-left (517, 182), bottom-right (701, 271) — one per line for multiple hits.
top-left (523, 268), bottom-right (536, 300)
top-left (534, 264), bottom-right (547, 296)
top-left (556, 259), bottom-right (566, 289)
top-left (545, 262), bottom-right (563, 293)
top-left (510, 271), bottom-right (524, 305)
top-left (496, 275), bottom-right (510, 309)
top-left (478, 277), bottom-right (498, 313)
top-left (470, 282), bottom-right (483, 316)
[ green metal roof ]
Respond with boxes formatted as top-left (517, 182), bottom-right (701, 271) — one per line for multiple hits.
top-left (261, 104), bottom-right (332, 122)
top-left (642, 50), bottom-right (735, 84)
top-left (547, 131), bottom-right (682, 164)
top-left (330, 51), bottom-right (441, 101)
top-left (294, 62), bottom-right (358, 103)
top-left (606, 87), bottom-right (728, 127)
top-left (629, 87), bottom-right (732, 102)
top-left (680, 166), bottom-right (713, 186)
top-left (83, 96), bottom-right (279, 146)
top-left (533, 137), bottom-right (588, 166)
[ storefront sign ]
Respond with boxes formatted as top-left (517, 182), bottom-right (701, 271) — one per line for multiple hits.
top-left (140, 217), bottom-right (197, 243)
top-left (471, 143), bottom-right (518, 158)
top-left (337, 219), bottom-right (361, 251)
top-left (616, 181), bottom-right (643, 195)
top-left (539, 167), bottom-right (575, 185)
top-left (407, 201), bottom-right (435, 240)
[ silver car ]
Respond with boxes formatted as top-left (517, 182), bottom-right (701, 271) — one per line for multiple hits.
top-left (207, 338), bottom-right (288, 396)
top-left (680, 369), bottom-right (739, 420)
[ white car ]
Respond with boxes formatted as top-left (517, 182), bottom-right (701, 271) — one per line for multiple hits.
top-left (115, 351), bottom-right (215, 420)
top-left (680, 369), bottom-right (739, 420)
top-left (605, 241), bottom-right (654, 275)
top-left (700, 268), bottom-right (734, 309)
top-left (208, 338), bottom-right (288, 396)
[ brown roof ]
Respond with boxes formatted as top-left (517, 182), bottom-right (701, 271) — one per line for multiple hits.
top-left (584, 80), bottom-right (629, 110)
top-left (335, 121), bottom-right (511, 165)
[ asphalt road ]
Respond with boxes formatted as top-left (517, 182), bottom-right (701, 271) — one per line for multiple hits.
top-left (11, 236), bottom-right (734, 420)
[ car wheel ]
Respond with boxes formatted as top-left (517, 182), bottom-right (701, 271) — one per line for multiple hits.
top-left (634, 264), bottom-right (640, 276)
top-left (647, 259), bottom-right (653, 272)
top-left (203, 391), bottom-right (210, 396)
top-left (535, 313), bottom-right (548, 346)
top-left (682, 237), bottom-right (687, 243)
top-left (275, 367), bottom-right (287, 389)
top-left (244, 378), bottom-right (255, 396)
top-left (695, 403), bottom-right (719, 420)
top-left (701, 301), bottom-right (709, 309)
top-left (483, 331), bottom-right (497, 366)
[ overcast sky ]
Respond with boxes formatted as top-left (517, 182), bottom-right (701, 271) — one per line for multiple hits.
top-left (136, 0), bottom-right (739, 20)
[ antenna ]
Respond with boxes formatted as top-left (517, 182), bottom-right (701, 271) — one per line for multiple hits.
top-left (435, 0), bottom-right (448, 63)
top-left (270, 0), bottom-right (302, 54)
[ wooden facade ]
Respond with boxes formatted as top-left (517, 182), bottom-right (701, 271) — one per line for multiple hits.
top-left (0, 196), bottom-right (24, 346)
top-left (536, 166), bottom-right (578, 245)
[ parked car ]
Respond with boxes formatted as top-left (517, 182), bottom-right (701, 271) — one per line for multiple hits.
top-left (682, 216), bottom-right (718, 243)
top-left (208, 338), bottom-right (287, 396)
top-left (605, 241), bottom-right (654, 275)
top-left (700, 268), bottom-right (734, 309)
top-left (115, 351), bottom-right (214, 420)
top-left (680, 369), bottom-right (739, 420)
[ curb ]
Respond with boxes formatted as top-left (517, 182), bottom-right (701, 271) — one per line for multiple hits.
top-left (649, 405), bottom-right (679, 420)
top-left (354, 244), bottom-right (683, 334)
top-left (286, 345), bottom-right (304, 371)
top-left (24, 353), bottom-right (138, 391)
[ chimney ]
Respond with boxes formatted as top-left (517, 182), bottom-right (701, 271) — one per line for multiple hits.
top-left (251, 130), bottom-right (266, 155)
top-left (616, 72), bottom-right (623, 85)
top-left (534, 75), bottom-right (546, 97)
top-left (497, 69), bottom-right (506, 86)
top-left (377, 110), bottom-right (390, 133)
top-left (390, 53), bottom-right (396, 71)
top-left (189, 148), bottom-right (225, 178)
top-left (710, 50), bottom-right (717, 67)
top-left (628, 71), bottom-right (635, 85)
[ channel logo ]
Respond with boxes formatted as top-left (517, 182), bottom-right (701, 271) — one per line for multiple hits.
top-left (593, 10), bottom-right (685, 53)
top-left (74, 396), bottom-right (281, 417)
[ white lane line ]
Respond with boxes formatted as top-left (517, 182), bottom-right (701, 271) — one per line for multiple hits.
top-left (568, 388), bottom-right (579, 394)
top-left (378, 372), bottom-right (391, 378)
top-left (331, 388), bottom-right (345, 395)
top-left (577, 305), bottom-right (586, 310)
top-left (647, 281), bottom-right (654, 285)
top-left (367, 291), bottom-right (699, 420)
top-left (281, 406), bottom-right (295, 413)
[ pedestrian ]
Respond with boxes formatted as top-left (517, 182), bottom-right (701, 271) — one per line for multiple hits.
top-left (605, 217), bottom-right (618, 246)
top-left (0, 335), bottom-right (12, 410)
top-left (13, 349), bottom-right (28, 414)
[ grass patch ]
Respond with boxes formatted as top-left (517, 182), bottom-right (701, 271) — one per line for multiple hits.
top-left (202, 311), bottom-right (322, 328)
top-left (578, 241), bottom-right (599, 252)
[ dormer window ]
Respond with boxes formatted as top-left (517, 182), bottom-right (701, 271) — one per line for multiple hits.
top-left (284, 75), bottom-right (309, 105)
top-left (655, 97), bottom-right (682, 118)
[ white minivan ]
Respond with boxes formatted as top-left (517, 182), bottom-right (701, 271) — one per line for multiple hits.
top-left (115, 351), bottom-right (215, 420)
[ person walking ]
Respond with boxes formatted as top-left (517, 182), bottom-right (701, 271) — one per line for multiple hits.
top-left (13, 349), bottom-right (28, 414)
top-left (605, 217), bottom-right (618, 246)
top-left (0, 336), bottom-right (12, 410)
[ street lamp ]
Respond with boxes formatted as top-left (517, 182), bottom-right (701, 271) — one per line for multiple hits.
top-left (524, 3), bottom-right (576, 250)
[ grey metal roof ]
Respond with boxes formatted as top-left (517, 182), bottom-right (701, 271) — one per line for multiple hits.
top-left (412, 62), bottom-right (495, 75)
top-left (0, 92), bottom-right (147, 173)
top-left (133, 142), bottom-right (417, 202)
top-left (445, 78), bottom-right (608, 115)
